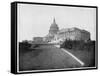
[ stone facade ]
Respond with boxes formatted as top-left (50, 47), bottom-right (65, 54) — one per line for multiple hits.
top-left (44, 18), bottom-right (90, 42)
top-left (54, 28), bottom-right (90, 42)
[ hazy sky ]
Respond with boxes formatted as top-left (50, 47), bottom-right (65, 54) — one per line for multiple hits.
top-left (18, 4), bottom-right (96, 42)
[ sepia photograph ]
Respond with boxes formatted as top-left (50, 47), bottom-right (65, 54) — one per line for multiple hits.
top-left (11, 2), bottom-right (98, 74)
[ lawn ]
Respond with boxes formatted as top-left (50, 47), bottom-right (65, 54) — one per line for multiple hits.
top-left (19, 43), bottom-right (82, 71)
top-left (61, 40), bottom-right (95, 67)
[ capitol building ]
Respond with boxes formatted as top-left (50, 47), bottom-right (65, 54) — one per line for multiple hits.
top-left (43, 18), bottom-right (90, 43)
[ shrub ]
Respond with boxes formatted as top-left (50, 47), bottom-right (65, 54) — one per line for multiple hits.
top-left (60, 39), bottom-right (95, 51)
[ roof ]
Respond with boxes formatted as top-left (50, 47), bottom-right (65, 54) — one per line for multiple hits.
top-left (58, 27), bottom-right (81, 33)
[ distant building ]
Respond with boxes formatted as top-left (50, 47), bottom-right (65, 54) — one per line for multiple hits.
top-left (49, 18), bottom-right (59, 35)
top-left (32, 37), bottom-right (48, 44)
top-left (44, 18), bottom-right (90, 42)
top-left (44, 18), bottom-right (59, 42)
top-left (54, 27), bottom-right (90, 42)
top-left (33, 37), bottom-right (43, 42)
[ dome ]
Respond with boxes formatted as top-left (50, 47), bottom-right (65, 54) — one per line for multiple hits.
top-left (50, 23), bottom-right (59, 30)
top-left (49, 18), bottom-right (59, 32)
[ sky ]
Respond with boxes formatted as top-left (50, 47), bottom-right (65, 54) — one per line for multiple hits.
top-left (18, 3), bottom-right (96, 42)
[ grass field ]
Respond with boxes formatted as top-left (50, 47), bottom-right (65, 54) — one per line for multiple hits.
top-left (61, 40), bottom-right (95, 67)
top-left (19, 40), bottom-right (96, 71)
top-left (19, 43), bottom-right (83, 71)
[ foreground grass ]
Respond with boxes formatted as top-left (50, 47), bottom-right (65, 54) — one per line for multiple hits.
top-left (19, 40), bottom-right (96, 71)
top-left (19, 43), bottom-right (82, 71)
top-left (61, 40), bottom-right (95, 67)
